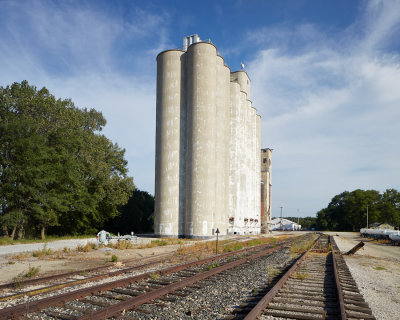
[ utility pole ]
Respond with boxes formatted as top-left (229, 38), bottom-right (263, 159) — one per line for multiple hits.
top-left (366, 205), bottom-right (369, 228)
top-left (280, 206), bottom-right (283, 230)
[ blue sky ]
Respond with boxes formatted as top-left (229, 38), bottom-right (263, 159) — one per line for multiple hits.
top-left (1, 0), bottom-right (400, 218)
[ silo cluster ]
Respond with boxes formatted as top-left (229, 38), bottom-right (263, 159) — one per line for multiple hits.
top-left (155, 35), bottom-right (262, 238)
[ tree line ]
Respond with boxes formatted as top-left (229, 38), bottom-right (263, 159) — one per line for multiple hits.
top-left (316, 189), bottom-right (400, 231)
top-left (284, 217), bottom-right (317, 230)
top-left (0, 81), bottom-right (135, 239)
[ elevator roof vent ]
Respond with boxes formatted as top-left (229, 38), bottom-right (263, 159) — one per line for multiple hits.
top-left (183, 34), bottom-right (201, 51)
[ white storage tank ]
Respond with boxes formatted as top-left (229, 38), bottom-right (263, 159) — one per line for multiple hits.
top-left (185, 41), bottom-right (217, 238)
top-left (154, 49), bottom-right (185, 237)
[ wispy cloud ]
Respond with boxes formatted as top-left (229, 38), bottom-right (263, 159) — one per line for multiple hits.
top-left (0, 0), bottom-right (170, 192)
top-left (247, 0), bottom-right (400, 216)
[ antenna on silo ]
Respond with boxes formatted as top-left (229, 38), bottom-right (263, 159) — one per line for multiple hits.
top-left (241, 62), bottom-right (245, 70)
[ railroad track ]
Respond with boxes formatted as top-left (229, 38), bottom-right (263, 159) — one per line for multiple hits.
top-left (0, 235), bottom-right (301, 319)
top-left (239, 235), bottom-right (375, 320)
top-left (0, 236), bottom-right (247, 302)
top-left (0, 252), bottom-right (173, 303)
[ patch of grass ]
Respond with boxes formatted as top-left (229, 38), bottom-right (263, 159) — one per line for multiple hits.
top-left (77, 242), bottom-right (97, 252)
top-left (149, 273), bottom-right (159, 280)
top-left (115, 240), bottom-right (133, 250)
top-left (12, 252), bottom-right (30, 261)
top-left (63, 247), bottom-right (71, 253)
top-left (137, 238), bottom-right (189, 249)
top-left (290, 237), bottom-right (315, 256)
top-left (295, 272), bottom-right (309, 281)
top-left (206, 262), bottom-right (220, 270)
top-left (32, 244), bottom-right (53, 258)
top-left (25, 266), bottom-right (40, 278)
top-left (374, 266), bottom-right (386, 271)
top-left (8, 260), bottom-right (15, 264)
top-left (111, 254), bottom-right (118, 262)
top-left (12, 276), bottom-right (24, 289)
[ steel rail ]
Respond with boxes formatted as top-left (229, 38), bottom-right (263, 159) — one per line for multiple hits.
top-left (0, 239), bottom-right (293, 320)
top-left (243, 236), bottom-right (320, 320)
top-left (77, 243), bottom-right (289, 320)
top-left (0, 260), bottom-right (161, 302)
top-left (0, 252), bottom-right (171, 291)
top-left (0, 238), bottom-right (288, 301)
top-left (330, 235), bottom-right (347, 320)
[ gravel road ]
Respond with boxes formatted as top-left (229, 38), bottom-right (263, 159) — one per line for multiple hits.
top-left (0, 238), bottom-right (97, 257)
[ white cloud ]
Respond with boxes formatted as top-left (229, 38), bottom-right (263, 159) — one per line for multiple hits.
top-left (248, 0), bottom-right (400, 217)
top-left (0, 0), bottom-right (168, 193)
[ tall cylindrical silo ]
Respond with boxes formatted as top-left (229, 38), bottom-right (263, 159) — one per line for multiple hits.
top-left (250, 106), bottom-right (258, 233)
top-left (155, 50), bottom-right (185, 237)
top-left (229, 81), bottom-right (241, 233)
top-left (215, 56), bottom-right (231, 235)
top-left (238, 90), bottom-right (248, 233)
top-left (185, 42), bottom-right (217, 238)
top-left (255, 114), bottom-right (261, 232)
top-left (230, 71), bottom-right (251, 98)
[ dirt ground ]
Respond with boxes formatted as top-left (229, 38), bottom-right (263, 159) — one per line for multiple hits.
top-left (0, 232), bottom-right (303, 284)
top-left (0, 244), bottom-right (180, 284)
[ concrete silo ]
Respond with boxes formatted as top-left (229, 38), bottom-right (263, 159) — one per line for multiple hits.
top-left (261, 148), bottom-right (273, 233)
top-left (255, 114), bottom-right (262, 229)
top-left (215, 55), bottom-right (231, 235)
top-left (185, 42), bottom-right (217, 238)
top-left (155, 35), bottom-right (266, 238)
top-left (154, 50), bottom-right (185, 237)
top-left (228, 81), bottom-right (241, 233)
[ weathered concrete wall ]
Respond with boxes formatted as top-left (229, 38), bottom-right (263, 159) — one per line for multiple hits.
top-left (230, 71), bottom-right (251, 98)
top-left (255, 114), bottom-right (261, 230)
top-left (155, 50), bottom-right (185, 237)
top-left (228, 81), bottom-right (240, 233)
top-left (185, 42), bottom-right (217, 238)
top-left (261, 148), bottom-right (272, 233)
top-left (215, 56), bottom-right (231, 235)
top-left (155, 38), bottom-right (263, 238)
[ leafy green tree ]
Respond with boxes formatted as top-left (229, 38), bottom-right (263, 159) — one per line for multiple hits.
top-left (1, 81), bottom-right (134, 239)
top-left (316, 189), bottom-right (399, 231)
top-left (103, 189), bottom-right (154, 234)
top-left (379, 189), bottom-right (400, 228)
top-left (284, 216), bottom-right (316, 229)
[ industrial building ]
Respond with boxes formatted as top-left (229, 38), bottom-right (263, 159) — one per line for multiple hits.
top-left (154, 35), bottom-right (269, 238)
top-left (261, 148), bottom-right (272, 233)
top-left (270, 218), bottom-right (302, 231)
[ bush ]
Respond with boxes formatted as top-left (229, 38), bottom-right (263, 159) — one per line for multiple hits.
top-left (77, 242), bottom-right (97, 252)
top-left (115, 240), bottom-right (133, 250)
top-left (25, 266), bottom-right (40, 278)
top-left (32, 245), bottom-right (53, 258)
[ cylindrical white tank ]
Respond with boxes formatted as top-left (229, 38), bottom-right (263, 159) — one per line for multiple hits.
top-left (215, 56), bottom-right (231, 235)
top-left (255, 114), bottom-right (261, 231)
top-left (230, 71), bottom-right (251, 98)
top-left (155, 50), bottom-right (185, 237)
top-left (249, 105), bottom-right (257, 233)
top-left (185, 42), bottom-right (217, 238)
top-left (229, 81), bottom-right (241, 233)
top-left (239, 90), bottom-right (248, 233)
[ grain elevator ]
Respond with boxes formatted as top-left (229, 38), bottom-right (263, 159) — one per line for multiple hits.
top-left (155, 35), bottom-right (267, 238)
